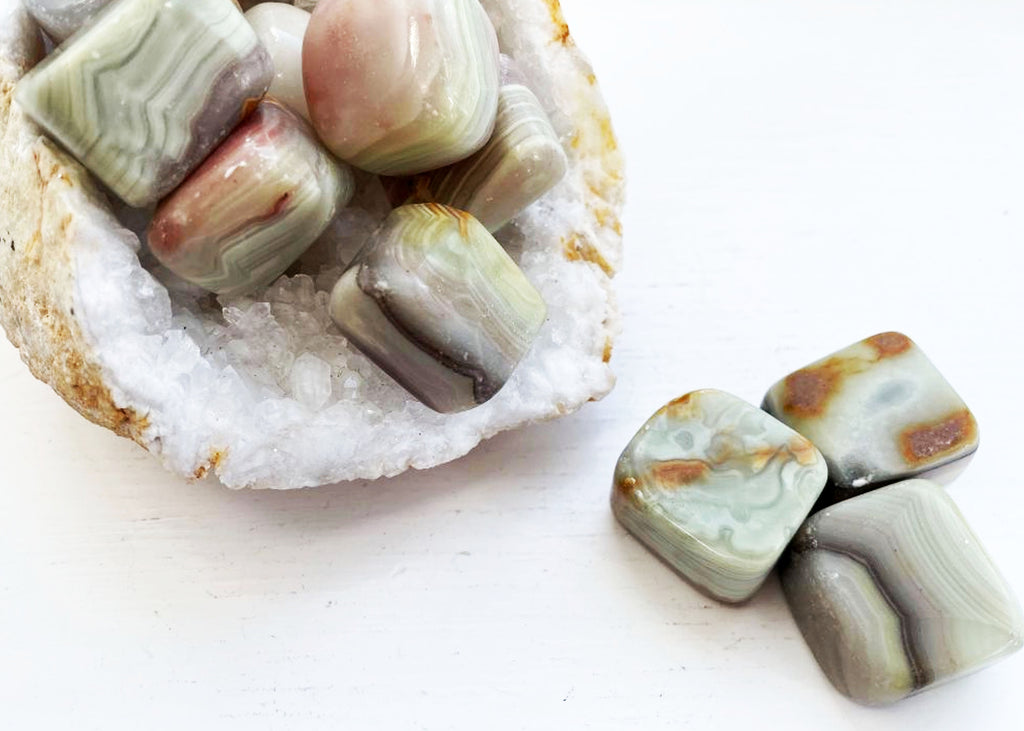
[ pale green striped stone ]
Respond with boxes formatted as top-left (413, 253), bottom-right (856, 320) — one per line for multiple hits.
top-left (328, 204), bottom-right (547, 413)
top-left (612, 389), bottom-right (828, 603)
top-left (15, 0), bottom-right (272, 206)
top-left (393, 83), bottom-right (568, 232)
top-left (783, 479), bottom-right (1024, 705)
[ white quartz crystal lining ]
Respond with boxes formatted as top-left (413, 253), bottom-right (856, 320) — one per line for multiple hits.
top-left (0, 0), bottom-right (622, 487)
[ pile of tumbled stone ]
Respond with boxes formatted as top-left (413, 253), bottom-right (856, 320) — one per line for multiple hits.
top-left (16, 0), bottom-right (567, 413)
top-left (612, 331), bottom-right (1022, 706)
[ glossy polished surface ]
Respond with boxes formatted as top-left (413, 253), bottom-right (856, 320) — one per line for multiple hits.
top-left (303, 0), bottom-right (500, 175)
top-left (148, 101), bottom-right (353, 297)
top-left (612, 389), bottom-right (828, 603)
top-left (329, 204), bottom-right (547, 413)
top-left (15, 0), bottom-right (271, 206)
top-left (763, 332), bottom-right (979, 506)
top-left (387, 82), bottom-right (568, 232)
top-left (245, 2), bottom-right (311, 120)
top-left (783, 479), bottom-right (1023, 706)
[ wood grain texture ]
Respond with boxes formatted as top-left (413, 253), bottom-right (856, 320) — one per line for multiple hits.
top-left (2, 0), bottom-right (1023, 727)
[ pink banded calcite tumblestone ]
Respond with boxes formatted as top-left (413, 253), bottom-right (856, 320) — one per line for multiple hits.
top-left (148, 101), bottom-right (354, 298)
top-left (302, 0), bottom-right (501, 176)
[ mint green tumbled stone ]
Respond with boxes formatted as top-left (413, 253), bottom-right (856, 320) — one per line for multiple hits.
top-left (612, 389), bottom-right (829, 603)
top-left (15, 0), bottom-right (272, 207)
top-left (328, 204), bottom-right (547, 414)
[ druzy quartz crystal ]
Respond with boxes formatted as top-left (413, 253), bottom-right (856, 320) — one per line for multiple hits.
top-left (386, 59), bottom-right (568, 232)
top-left (612, 389), bottom-right (828, 603)
top-left (14, 0), bottom-right (272, 207)
top-left (303, 0), bottom-right (501, 175)
top-left (763, 332), bottom-right (979, 507)
top-left (148, 100), bottom-right (354, 298)
top-left (329, 204), bottom-right (547, 414)
top-left (782, 479), bottom-right (1024, 705)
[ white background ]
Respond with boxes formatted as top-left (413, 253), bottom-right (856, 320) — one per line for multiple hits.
top-left (2, 0), bottom-right (1023, 728)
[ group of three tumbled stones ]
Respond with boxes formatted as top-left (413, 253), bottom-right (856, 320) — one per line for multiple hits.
top-left (16, 0), bottom-right (568, 413)
top-left (613, 332), bottom-right (1021, 705)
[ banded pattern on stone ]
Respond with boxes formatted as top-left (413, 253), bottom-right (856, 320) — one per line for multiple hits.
top-left (329, 204), bottom-right (547, 413)
top-left (15, 0), bottom-right (272, 206)
top-left (782, 479), bottom-right (1023, 705)
top-left (386, 83), bottom-right (568, 232)
top-left (148, 101), bottom-right (354, 298)
top-left (763, 332), bottom-right (978, 506)
top-left (303, 0), bottom-right (500, 175)
top-left (612, 389), bottom-right (828, 603)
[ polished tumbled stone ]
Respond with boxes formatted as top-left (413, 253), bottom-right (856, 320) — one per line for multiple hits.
top-left (303, 0), bottom-right (500, 175)
top-left (782, 479), bottom-right (1023, 706)
top-left (328, 204), bottom-right (547, 413)
top-left (385, 73), bottom-right (568, 232)
top-left (763, 332), bottom-right (978, 507)
top-left (15, 0), bottom-right (272, 206)
top-left (148, 101), bottom-right (354, 298)
top-left (612, 389), bottom-right (828, 603)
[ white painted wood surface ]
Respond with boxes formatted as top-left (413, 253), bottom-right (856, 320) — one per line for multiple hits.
top-left (2, 1), bottom-right (1023, 727)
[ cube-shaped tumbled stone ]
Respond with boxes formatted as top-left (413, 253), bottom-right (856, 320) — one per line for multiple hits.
top-left (147, 101), bottom-right (355, 298)
top-left (763, 332), bottom-right (978, 507)
top-left (328, 204), bottom-right (547, 414)
top-left (612, 389), bottom-right (829, 603)
top-left (15, 0), bottom-right (272, 206)
top-left (782, 479), bottom-right (1023, 706)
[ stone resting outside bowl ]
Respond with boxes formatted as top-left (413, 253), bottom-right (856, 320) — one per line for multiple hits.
top-left (0, 0), bottom-right (625, 489)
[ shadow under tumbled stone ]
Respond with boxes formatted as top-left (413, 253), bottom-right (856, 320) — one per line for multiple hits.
top-left (781, 479), bottom-right (1023, 706)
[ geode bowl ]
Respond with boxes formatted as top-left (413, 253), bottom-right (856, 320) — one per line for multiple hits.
top-left (0, 0), bottom-right (624, 488)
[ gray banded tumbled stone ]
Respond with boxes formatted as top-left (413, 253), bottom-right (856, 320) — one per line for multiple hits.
top-left (22, 0), bottom-right (114, 43)
top-left (328, 204), bottom-right (547, 413)
top-left (763, 332), bottom-right (979, 507)
top-left (782, 479), bottom-right (1023, 706)
top-left (147, 100), bottom-right (354, 298)
top-left (612, 389), bottom-right (828, 603)
top-left (15, 0), bottom-right (272, 207)
top-left (386, 79), bottom-right (568, 232)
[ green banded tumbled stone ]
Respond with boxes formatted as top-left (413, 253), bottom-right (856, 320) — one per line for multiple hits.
top-left (15, 0), bottom-right (272, 207)
top-left (782, 479), bottom-right (1023, 705)
top-left (763, 332), bottom-right (979, 507)
top-left (387, 82), bottom-right (568, 232)
top-left (612, 389), bottom-right (828, 604)
top-left (328, 204), bottom-right (547, 413)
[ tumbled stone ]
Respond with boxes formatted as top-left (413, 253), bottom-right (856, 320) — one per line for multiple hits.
top-left (612, 389), bottom-right (828, 603)
top-left (245, 2), bottom-right (311, 121)
top-left (15, 0), bottom-right (272, 206)
top-left (148, 101), bottom-right (354, 298)
top-left (763, 332), bottom-right (979, 507)
top-left (303, 0), bottom-right (500, 175)
top-left (782, 479), bottom-right (1023, 705)
top-left (385, 71), bottom-right (568, 232)
top-left (22, 0), bottom-right (114, 43)
top-left (328, 204), bottom-right (547, 413)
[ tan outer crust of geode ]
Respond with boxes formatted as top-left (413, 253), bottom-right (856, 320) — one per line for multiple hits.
top-left (0, 0), bottom-right (624, 488)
